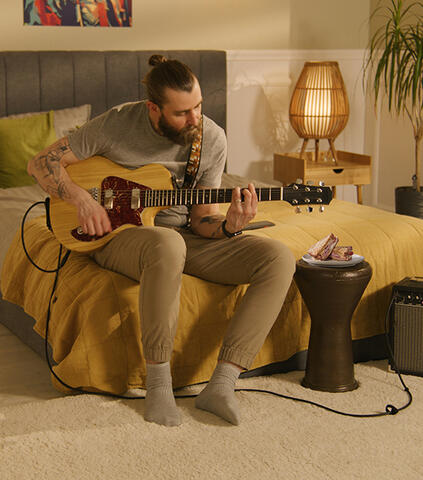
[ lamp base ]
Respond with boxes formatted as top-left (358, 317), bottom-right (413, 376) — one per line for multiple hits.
top-left (299, 138), bottom-right (339, 164)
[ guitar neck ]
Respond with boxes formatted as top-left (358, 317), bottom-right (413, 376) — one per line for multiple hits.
top-left (143, 187), bottom-right (283, 207)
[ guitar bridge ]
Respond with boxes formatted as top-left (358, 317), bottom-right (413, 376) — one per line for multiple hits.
top-left (88, 187), bottom-right (99, 202)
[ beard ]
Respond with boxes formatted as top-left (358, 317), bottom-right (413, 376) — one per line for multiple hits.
top-left (158, 114), bottom-right (200, 146)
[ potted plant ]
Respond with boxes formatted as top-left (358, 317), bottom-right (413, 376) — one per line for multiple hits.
top-left (364, 0), bottom-right (423, 218)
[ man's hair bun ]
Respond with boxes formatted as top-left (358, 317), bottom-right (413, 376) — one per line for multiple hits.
top-left (148, 55), bottom-right (167, 67)
top-left (143, 55), bottom-right (196, 107)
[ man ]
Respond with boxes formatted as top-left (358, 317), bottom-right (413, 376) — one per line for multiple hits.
top-left (27, 55), bottom-right (296, 427)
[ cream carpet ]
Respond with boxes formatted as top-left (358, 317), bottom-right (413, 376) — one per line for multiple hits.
top-left (1, 324), bottom-right (423, 480)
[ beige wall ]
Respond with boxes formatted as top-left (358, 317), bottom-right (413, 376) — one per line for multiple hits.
top-left (290, 0), bottom-right (370, 49)
top-left (2, 1), bottom-right (368, 50)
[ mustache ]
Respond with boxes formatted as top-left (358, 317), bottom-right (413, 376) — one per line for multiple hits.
top-left (180, 125), bottom-right (199, 141)
top-left (158, 117), bottom-right (200, 146)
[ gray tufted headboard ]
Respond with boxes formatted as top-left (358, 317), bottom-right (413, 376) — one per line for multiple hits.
top-left (0, 50), bottom-right (226, 130)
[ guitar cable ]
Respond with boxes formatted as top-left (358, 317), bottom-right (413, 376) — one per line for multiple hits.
top-left (20, 199), bottom-right (70, 273)
top-left (19, 200), bottom-right (413, 417)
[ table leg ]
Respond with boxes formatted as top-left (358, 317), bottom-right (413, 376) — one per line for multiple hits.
top-left (356, 185), bottom-right (363, 204)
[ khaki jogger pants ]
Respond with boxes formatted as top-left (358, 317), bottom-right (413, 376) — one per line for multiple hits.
top-left (92, 226), bottom-right (296, 370)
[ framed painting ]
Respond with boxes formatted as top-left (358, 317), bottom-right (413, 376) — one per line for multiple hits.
top-left (24, 0), bottom-right (132, 27)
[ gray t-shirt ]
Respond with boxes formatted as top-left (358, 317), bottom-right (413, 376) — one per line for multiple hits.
top-left (68, 101), bottom-right (227, 227)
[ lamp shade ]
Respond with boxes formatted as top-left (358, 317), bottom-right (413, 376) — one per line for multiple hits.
top-left (289, 61), bottom-right (349, 162)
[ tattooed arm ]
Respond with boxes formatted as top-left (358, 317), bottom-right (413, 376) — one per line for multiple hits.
top-left (28, 137), bottom-right (78, 199)
top-left (190, 184), bottom-right (258, 238)
top-left (27, 137), bottom-right (111, 236)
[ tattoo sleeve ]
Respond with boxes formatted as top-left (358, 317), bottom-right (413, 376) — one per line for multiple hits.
top-left (32, 138), bottom-right (72, 199)
top-left (199, 214), bottom-right (225, 238)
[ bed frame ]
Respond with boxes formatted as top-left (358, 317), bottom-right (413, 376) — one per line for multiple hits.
top-left (0, 50), bottom-right (387, 385)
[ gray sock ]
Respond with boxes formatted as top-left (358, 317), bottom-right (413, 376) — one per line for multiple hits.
top-left (144, 362), bottom-right (181, 427)
top-left (195, 362), bottom-right (241, 425)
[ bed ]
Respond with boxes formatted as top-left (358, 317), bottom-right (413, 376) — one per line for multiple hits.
top-left (1, 50), bottom-right (423, 395)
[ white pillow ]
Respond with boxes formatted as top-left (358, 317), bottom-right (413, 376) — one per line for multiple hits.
top-left (4, 104), bottom-right (91, 139)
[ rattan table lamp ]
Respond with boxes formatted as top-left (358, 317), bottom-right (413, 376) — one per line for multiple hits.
top-left (289, 61), bottom-right (349, 164)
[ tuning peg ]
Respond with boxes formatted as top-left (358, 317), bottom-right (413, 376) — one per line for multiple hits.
top-left (319, 206), bottom-right (325, 213)
top-left (307, 206), bottom-right (313, 213)
top-left (295, 206), bottom-right (302, 214)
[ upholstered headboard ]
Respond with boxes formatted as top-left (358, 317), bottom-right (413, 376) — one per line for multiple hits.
top-left (0, 50), bottom-right (226, 129)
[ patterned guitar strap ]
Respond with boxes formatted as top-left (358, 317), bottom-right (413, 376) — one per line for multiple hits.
top-left (180, 116), bottom-right (203, 228)
top-left (181, 115), bottom-right (203, 190)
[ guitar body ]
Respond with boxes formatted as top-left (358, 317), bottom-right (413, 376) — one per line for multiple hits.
top-left (49, 156), bottom-right (173, 252)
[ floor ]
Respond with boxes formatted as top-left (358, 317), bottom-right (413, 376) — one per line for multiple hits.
top-left (0, 323), bottom-right (63, 408)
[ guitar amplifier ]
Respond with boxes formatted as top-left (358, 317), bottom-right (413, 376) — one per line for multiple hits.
top-left (389, 277), bottom-right (423, 376)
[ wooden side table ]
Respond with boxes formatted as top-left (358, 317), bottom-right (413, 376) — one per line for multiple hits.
top-left (274, 151), bottom-right (371, 204)
top-left (294, 259), bottom-right (372, 392)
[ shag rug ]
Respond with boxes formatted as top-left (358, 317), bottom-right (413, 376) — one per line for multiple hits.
top-left (1, 360), bottom-right (422, 480)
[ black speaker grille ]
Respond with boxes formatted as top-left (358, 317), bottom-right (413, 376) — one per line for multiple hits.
top-left (392, 304), bottom-right (423, 375)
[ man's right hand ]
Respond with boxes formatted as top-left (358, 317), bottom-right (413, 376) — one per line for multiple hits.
top-left (76, 193), bottom-right (112, 237)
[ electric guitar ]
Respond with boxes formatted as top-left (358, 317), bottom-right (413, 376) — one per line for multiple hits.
top-left (49, 156), bottom-right (333, 252)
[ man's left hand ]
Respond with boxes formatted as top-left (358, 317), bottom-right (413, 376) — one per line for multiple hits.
top-left (225, 183), bottom-right (258, 233)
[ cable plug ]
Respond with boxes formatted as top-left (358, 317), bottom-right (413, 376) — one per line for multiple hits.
top-left (385, 404), bottom-right (399, 415)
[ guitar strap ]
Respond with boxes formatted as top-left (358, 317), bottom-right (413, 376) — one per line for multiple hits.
top-left (181, 116), bottom-right (203, 189)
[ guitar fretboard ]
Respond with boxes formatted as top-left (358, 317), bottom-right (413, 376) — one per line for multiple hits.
top-left (96, 174), bottom-right (331, 210)
top-left (142, 187), bottom-right (283, 207)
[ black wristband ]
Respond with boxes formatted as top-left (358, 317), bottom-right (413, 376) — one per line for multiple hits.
top-left (222, 220), bottom-right (243, 238)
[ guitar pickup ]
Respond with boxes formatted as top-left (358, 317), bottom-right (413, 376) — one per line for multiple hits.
top-left (131, 188), bottom-right (141, 209)
top-left (104, 189), bottom-right (114, 210)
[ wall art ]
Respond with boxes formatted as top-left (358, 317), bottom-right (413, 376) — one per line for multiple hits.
top-left (24, 0), bottom-right (132, 27)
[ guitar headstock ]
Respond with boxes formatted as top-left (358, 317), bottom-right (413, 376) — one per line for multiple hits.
top-left (283, 182), bottom-right (333, 212)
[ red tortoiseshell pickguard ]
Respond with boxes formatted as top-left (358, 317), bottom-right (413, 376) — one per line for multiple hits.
top-left (71, 176), bottom-right (150, 242)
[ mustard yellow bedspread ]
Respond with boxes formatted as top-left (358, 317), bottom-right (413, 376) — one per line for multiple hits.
top-left (2, 199), bottom-right (423, 394)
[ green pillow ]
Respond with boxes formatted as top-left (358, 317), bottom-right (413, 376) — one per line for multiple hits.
top-left (0, 111), bottom-right (57, 188)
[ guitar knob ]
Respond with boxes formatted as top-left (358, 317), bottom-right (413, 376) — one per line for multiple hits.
top-left (319, 206), bottom-right (325, 213)
top-left (319, 181), bottom-right (325, 186)
top-left (296, 178), bottom-right (303, 184)
top-left (307, 206), bottom-right (313, 213)
top-left (77, 226), bottom-right (84, 235)
top-left (295, 206), bottom-right (302, 214)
